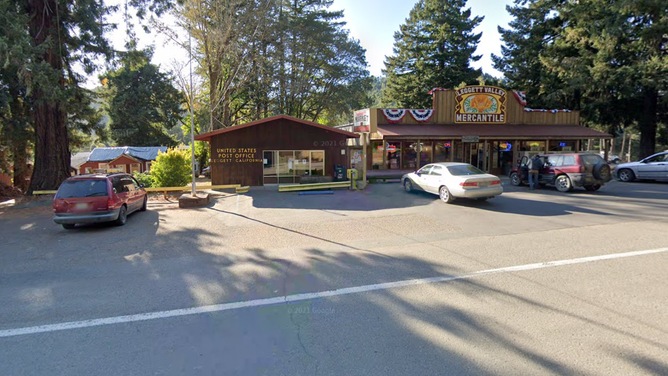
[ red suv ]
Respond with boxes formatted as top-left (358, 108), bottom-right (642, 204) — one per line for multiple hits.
top-left (53, 173), bottom-right (147, 229)
top-left (509, 153), bottom-right (612, 192)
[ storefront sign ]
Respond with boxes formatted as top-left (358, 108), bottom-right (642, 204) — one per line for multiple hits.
top-left (455, 86), bottom-right (507, 124)
top-left (212, 148), bottom-right (262, 163)
top-left (462, 135), bottom-right (480, 143)
top-left (354, 109), bottom-right (370, 132)
top-left (499, 142), bottom-right (512, 151)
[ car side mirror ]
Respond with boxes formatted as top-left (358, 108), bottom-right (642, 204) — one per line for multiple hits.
top-left (416, 172), bottom-right (421, 177)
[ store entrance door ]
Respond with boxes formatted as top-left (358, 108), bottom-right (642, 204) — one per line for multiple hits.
top-left (464, 142), bottom-right (490, 171)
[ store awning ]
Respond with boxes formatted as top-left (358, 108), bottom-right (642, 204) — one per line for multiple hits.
top-left (376, 123), bottom-right (612, 139)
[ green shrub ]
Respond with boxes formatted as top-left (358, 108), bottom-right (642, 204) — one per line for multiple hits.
top-left (132, 171), bottom-right (154, 188)
top-left (150, 148), bottom-right (192, 187)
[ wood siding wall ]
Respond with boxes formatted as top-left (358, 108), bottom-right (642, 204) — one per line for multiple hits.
top-left (430, 90), bottom-right (580, 125)
top-left (209, 119), bottom-right (351, 186)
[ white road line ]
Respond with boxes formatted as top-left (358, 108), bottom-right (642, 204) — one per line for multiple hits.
top-left (1, 247), bottom-right (667, 338)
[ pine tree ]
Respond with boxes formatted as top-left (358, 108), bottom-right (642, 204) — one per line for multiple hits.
top-left (383, 0), bottom-right (483, 109)
top-left (102, 48), bottom-right (182, 147)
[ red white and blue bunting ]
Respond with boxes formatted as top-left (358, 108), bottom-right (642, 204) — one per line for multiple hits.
top-left (382, 109), bottom-right (407, 123)
top-left (523, 108), bottom-right (572, 113)
top-left (408, 109), bottom-right (434, 122)
top-left (513, 91), bottom-right (527, 106)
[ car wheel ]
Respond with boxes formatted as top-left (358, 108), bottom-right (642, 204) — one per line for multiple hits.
top-left (555, 175), bottom-right (572, 192)
top-left (593, 162), bottom-right (611, 181)
top-left (584, 184), bottom-right (601, 191)
top-left (439, 186), bottom-right (455, 204)
top-left (140, 196), bottom-right (148, 211)
top-left (510, 172), bottom-right (522, 186)
top-left (115, 205), bottom-right (127, 226)
top-left (617, 169), bottom-right (635, 182)
top-left (62, 224), bottom-right (75, 230)
top-left (404, 179), bottom-right (413, 193)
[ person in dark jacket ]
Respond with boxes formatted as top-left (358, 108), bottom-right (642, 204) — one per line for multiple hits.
top-left (528, 154), bottom-right (543, 189)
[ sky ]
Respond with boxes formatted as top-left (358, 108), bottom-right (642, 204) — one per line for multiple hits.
top-left (102, 0), bottom-right (514, 85)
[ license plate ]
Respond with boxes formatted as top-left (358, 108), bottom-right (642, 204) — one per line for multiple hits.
top-left (478, 182), bottom-right (489, 188)
top-left (75, 203), bottom-right (88, 210)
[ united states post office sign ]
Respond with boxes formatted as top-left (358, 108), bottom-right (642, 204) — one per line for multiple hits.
top-left (455, 86), bottom-right (507, 124)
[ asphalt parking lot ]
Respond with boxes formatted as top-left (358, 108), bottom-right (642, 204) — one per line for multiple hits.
top-left (1, 179), bottom-right (667, 375)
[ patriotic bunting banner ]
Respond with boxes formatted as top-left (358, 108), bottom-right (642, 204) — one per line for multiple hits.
top-left (408, 109), bottom-right (434, 122)
top-left (524, 108), bottom-right (572, 113)
top-left (428, 87), bottom-right (450, 95)
top-left (513, 91), bottom-right (527, 106)
top-left (382, 109), bottom-right (407, 123)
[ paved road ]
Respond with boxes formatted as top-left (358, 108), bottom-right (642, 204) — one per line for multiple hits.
top-left (1, 180), bottom-right (667, 375)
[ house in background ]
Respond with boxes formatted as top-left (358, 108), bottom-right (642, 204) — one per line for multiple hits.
top-left (70, 151), bottom-right (92, 175)
top-left (79, 146), bottom-right (167, 174)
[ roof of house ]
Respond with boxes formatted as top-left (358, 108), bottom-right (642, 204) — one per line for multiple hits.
top-left (194, 115), bottom-right (360, 142)
top-left (71, 151), bottom-right (92, 168)
top-left (87, 146), bottom-right (168, 162)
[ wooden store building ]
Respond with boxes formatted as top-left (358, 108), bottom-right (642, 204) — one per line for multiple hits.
top-left (348, 86), bottom-right (612, 177)
top-left (194, 115), bottom-right (359, 186)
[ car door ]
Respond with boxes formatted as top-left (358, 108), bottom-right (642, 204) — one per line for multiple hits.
top-left (426, 165), bottom-right (445, 194)
top-left (414, 165), bottom-right (433, 191)
top-left (120, 175), bottom-right (140, 212)
top-left (637, 153), bottom-right (668, 180)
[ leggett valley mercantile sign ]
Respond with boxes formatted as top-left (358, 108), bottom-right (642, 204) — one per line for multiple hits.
top-left (455, 86), bottom-right (507, 124)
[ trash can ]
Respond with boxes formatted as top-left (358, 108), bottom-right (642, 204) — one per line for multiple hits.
top-left (333, 164), bottom-right (346, 181)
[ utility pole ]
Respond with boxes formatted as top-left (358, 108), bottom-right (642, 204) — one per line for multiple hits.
top-left (189, 27), bottom-right (196, 197)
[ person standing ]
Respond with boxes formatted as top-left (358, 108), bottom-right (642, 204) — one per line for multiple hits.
top-left (528, 154), bottom-right (543, 189)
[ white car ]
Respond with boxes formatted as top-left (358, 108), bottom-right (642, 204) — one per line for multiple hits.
top-left (402, 162), bottom-right (503, 203)
top-left (615, 151), bottom-right (668, 182)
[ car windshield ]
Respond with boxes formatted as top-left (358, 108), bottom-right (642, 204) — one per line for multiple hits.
top-left (447, 165), bottom-right (486, 176)
top-left (56, 179), bottom-right (108, 198)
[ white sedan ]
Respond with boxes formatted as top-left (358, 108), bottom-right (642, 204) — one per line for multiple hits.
top-left (402, 162), bottom-right (503, 203)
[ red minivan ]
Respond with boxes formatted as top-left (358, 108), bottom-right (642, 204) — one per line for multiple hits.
top-left (53, 173), bottom-right (147, 229)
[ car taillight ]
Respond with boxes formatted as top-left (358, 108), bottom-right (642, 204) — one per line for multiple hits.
top-left (107, 199), bottom-right (113, 210)
top-left (460, 182), bottom-right (478, 187)
top-left (490, 180), bottom-right (501, 185)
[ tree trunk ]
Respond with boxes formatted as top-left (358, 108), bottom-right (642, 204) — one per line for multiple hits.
top-left (12, 138), bottom-right (30, 193)
top-left (638, 88), bottom-right (657, 159)
top-left (27, 0), bottom-right (71, 192)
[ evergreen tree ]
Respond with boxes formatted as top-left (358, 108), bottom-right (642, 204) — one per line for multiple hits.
top-left (383, 0), bottom-right (483, 109)
top-left (102, 48), bottom-right (182, 147)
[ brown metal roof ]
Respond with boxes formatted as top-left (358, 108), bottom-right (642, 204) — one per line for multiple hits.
top-left (194, 114), bottom-right (360, 142)
top-left (376, 123), bottom-right (612, 139)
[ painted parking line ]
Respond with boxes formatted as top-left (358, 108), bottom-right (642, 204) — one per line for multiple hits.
top-left (1, 247), bottom-right (666, 338)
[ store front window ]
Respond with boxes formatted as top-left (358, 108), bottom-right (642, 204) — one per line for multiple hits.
top-left (264, 150), bottom-right (325, 184)
top-left (403, 142), bottom-right (418, 170)
top-left (372, 141), bottom-right (384, 169)
top-left (420, 142), bottom-right (432, 167)
top-left (520, 141), bottom-right (546, 152)
top-left (386, 142), bottom-right (402, 169)
top-left (549, 140), bottom-right (576, 152)
top-left (434, 142), bottom-right (452, 163)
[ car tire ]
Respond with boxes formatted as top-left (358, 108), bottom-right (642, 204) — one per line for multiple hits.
top-left (140, 196), bottom-right (148, 211)
top-left (404, 179), bottom-right (413, 193)
top-left (593, 162), bottom-right (611, 181)
top-left (62, 224), bottom-right (75, 230)
top-left (115, 205), bottom-right (127, 226)
top-left (555, 175), bottom-right (572, 192)
top-left (584, 184), bottom-right (601, 191)
top-left (439, 186), bottom-right (455, 204)
top-left (617, 169), bottom-right (635, 182)
top-left (510, 172), bottom-right (522, 186)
